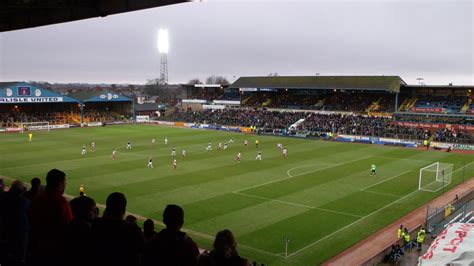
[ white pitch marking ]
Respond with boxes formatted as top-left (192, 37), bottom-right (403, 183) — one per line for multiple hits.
top-left (233, 191), bottom-right (362, 218)
top-left (361, 170), bottom-right (412, 191)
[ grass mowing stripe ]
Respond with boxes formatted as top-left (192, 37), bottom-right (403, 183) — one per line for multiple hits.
top-left (234, 155), bottom-right (373, 194)
top-left (233, 191), bottom-right (363, 218)
top-left (360, 190), bottom-right (402, 198)
top-left (360, 170), bottom-right (412, 191)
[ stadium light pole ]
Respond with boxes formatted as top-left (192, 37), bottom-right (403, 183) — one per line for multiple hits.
top-left (157, 28), bottom-right (169, 85)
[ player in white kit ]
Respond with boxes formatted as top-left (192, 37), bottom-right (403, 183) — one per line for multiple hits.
top-left (147, 156), bottom-right (154, 168)
top-left (127, 141), bottom-right (132, 150)
top-left (173, 159), bottom-right (177, 171)
top-left (171, 147), bottom-right (176, 157)
top-left (151, 138), bottom-right (155, 145)
top-left (165, 137), bottom-right (168, 145)
top-left (236, 152), bottom-right (241, 162)
top-left (112, 148), bottom-right (117, 160)
top-left (256, 151), bottom-right (262, 160)
top-left (277, 143), bottom-right (283, 149)
top-left (206, 142), bottom-right (212, 151)
top-left (91, 141), bottom-right (96, 152)
top-left (223, 143), bottom-right (228, 150)
top-left (81, 145), bottom-right (86, 156)
top-left (282, 148), bottom-right (287, 158)
top-left (182, 149), bottom-right (186, 158)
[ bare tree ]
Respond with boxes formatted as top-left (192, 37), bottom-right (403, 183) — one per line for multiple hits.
top-left (187, 78), bottom-right (203, 85)
top-left (205, 75), bottom-right (229, 85)
top-left (144, 78), bottom-right (172, 101)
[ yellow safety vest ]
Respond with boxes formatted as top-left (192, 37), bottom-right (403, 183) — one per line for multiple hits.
top-left (404, 233), bottom-right (410, 242)
top-left (397, 228), bottom-right (403, 239)
top-left (417, 229), bottom-right (425, 243)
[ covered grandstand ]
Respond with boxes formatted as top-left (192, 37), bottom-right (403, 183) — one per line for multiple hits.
top-left (0, 82), bottom-right (133, 127)
top-left (230, 76), bottom-right (406, 112)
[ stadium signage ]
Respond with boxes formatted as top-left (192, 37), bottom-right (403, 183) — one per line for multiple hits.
top-left (182, 99), bottom-right (207, 104)
top-left (420, 223), bottom-right (474, 264)
top-left (393, 122), bottom-right (474, 132)
top-left (411, 107), bottom-right (446, 113)
top-left (136, 115), bottom-right (150, 123)
top-left (202, 104), bottom-right (225, 110)
top-left (5, 127), bottom-right (23, 132)
top-left (0, 97), bottom-right (63, 103)
top-left (453, 144), bottom-right (474, 151)
top-left (28, 124), bottom-right (70, 130)
top-left (88, 122), bottom-right (103, 127)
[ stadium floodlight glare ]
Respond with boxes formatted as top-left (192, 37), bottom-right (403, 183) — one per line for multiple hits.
top-left (158, 28), bottom-right (169, 54)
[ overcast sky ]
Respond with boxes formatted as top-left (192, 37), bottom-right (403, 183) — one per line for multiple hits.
top-left (0, 0), bottom-right (472, 85)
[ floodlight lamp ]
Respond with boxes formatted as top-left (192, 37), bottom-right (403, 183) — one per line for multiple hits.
top-left (158, 28), bottom-right (169, 54)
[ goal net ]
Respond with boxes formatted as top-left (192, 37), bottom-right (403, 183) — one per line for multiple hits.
top-left (20, 121), bottom-right (50, 132)
top-left (419, 162), bottom-right (453, 192)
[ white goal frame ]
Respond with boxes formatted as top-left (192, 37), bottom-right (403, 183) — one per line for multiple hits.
top-left (419, 162), bottom-right (452, 192)
top-left (20, 121), bottom-right (50, 132)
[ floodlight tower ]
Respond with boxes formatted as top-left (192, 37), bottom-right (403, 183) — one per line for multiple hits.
top-left (158, 28), bottom-right (169, 85)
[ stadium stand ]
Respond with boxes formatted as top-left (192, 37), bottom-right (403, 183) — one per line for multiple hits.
top-left (0, 83), bottom-right (133, 127)
top-left (165, 109), bottom-right (473, 144)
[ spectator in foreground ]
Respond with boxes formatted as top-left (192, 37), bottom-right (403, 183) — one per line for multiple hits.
top-left (64, 195), bottom-right (98, 266)
top-left (143, 204), bottom-right (199, 266)
top-left (2, 180), bottom-right (30, 265)
top-left (198, 229), bottom-right (251, 266)
top-left (143, 218), bottom-right (159, 243)
top-left (31, 168), bottom-right (72, 266)
top-left (24, 177), bottom-right (42, 201)
top-left (91, 192), bottom-right (144, 266)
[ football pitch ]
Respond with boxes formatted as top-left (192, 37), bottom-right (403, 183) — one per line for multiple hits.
top-left (1, 125), bottom-right (473, 265)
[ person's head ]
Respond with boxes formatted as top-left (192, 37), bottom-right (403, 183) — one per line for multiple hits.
top-left (10, 179), bottom-right (26, 195)
top-left (125, 215), bottom-right (137, 225)
top-left (213, 229), bottom-right (238, 258)
top-left (30, 177), bottom-right (41, 190)
top-left (163, 204), bottom-right (184, 230)
top-left (45, 169), bottom-right (66, 193)
top-left (144, 218), bottom-right (155, 233)
top-left (70, 196), bottom-right (97, 222)
top-left (104, 192), bottom-right (127, 218)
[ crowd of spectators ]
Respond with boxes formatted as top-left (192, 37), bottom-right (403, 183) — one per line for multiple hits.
top-left (167, 109), bottom-right (307, 131)
top-left (0, 169), bottom-right (254, 266)
top-left (0, 110), bottom-right (130, 127)
top-left (242, 91), bottom-right (394, 112)
top-left (166, 109), bottom-right (473, 143)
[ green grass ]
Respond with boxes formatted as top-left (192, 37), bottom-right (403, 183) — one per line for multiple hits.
top-left (1, 125), bottom-right (473, 265)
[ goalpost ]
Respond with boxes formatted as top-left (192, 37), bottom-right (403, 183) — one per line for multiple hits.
top-left (419, 162), bottom-right (453, 192)
top-left (20, 121), bottom-right (50, 132)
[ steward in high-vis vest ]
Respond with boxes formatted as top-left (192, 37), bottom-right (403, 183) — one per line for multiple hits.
top-left (403, 228), bottom-right (412, 251)
top-left (397, 225), bottom-right (404, 239)
top-left (417, 227), bottom-right (426, 251)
